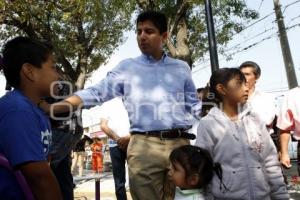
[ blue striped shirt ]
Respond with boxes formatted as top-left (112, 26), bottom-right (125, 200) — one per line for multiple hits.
top-left (75, 54), bottom-right (201, 132)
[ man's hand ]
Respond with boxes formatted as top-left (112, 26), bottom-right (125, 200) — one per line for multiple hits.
top-left (280, 152), bottom-right (292, 168)
top-left (117, 135), bottom-right (130, 151)
top-left (39, 95), bottom-right (83, 115)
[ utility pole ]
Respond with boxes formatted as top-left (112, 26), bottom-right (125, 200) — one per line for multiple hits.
top-left (273, 0), bottom-right (298, 89)
top-left (204, 0), bottom-right (219, 72)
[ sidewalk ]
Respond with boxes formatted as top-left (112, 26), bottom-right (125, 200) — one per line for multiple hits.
top-left (284, 160), bottom-right (300, 199)
top-left (74, 163), bottom-right (300, 200)
top-left (74, 172), bottom-right (132, 200)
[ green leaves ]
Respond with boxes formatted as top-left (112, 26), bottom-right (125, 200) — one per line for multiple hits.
top-left (0, 0), bottom-right (135, 88)
top-left (0, 0), bottom-right (259, 82)
top-left (137, 0), bottom-right (259, 66)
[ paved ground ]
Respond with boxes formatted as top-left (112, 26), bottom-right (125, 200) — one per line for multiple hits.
top-left (74, 172), bottom-right (132, 200)
top-left (284, 160), bottom-right (300, 199)
top-left (74, 161), bottom-right (300, 200)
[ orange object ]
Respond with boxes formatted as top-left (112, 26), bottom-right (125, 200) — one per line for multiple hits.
top-left (91, 142), bottom-right (103, 173)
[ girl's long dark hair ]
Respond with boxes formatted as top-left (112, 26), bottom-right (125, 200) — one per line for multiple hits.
top-left (207, 68), bottom-right (246, 105)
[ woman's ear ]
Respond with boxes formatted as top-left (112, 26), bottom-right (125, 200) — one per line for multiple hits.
top-left (187, 174), bottom-right (199, 186)
top-left (21, 63), bottom-right (35, 82)
top-left (216, 83), bottom-right (226, 97)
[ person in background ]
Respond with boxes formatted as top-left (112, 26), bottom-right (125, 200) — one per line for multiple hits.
top-left (197, 86), bottom-right (214, 117)
top-left (277, 87), bottom-right (300, 175)
top-left (99, 97), bottom-right (130, 200)
top-left (239, 61), bottom-right (277, 133)
top-left (71, 135), bottom-right (92, 177)
top-left (91, 138), bottom-right (103, 174)
top-left (188, 86), bottom-right (213, 146)
top-left (196, 88), bottom-right (205, 100)
top-left (45, 81), bottom-right (83, 200)
top-left (101, 112), bottom-right (130, 200)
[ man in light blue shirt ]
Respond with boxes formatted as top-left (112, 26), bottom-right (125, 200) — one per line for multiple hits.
top-left (46, 11), bottom-right (201, 200)
top-left (75, 51), bottom-right (201, 131)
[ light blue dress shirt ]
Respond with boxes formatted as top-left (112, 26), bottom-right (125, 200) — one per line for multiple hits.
top-left (75, 54), bottom-right (201, 132)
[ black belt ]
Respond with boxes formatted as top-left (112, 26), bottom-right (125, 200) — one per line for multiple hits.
top-left (131, 129), bottom-right (196, 140)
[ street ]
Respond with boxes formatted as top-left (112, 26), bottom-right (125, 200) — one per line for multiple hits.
top-left (74, 161), bottom-right (300, 200)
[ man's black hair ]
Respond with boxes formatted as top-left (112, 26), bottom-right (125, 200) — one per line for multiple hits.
top-left (239, 61), bottom-right (261, 78)
top-left (136, 11), bottom-right (168, 34)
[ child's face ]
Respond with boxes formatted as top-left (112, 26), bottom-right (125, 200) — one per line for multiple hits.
top-left (223, 76), bottom-right (249, 104)
top-left (168, 162), bottom-right (190, 189)
top-left (35, 54), bottom-right (59, 97)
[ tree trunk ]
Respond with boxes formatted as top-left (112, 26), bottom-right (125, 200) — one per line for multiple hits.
top-left (75, 71), bottom-right (86, 90)
top-left (166, 18), bottom-right (192, 67)
top-left (174, 18), bottom-right (192, 66)
top-left (75, 56), bottom-right (88, 90)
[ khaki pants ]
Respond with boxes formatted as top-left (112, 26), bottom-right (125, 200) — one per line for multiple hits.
top-left (127, 134), bottom-right (189, 200)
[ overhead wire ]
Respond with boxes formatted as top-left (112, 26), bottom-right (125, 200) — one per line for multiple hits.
top-left (192, 0), bottom-right (300, 73)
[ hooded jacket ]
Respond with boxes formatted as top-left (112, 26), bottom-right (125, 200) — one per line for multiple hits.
top-left (195, 105), bottom-right (288, 200)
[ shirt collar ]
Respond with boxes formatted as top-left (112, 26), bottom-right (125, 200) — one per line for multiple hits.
top-left (208, 103), bottom-right (251, 120)
top-left (176, 187), bottom-right (202, 195)
top-left (141, 52), bottom-right (167, 64)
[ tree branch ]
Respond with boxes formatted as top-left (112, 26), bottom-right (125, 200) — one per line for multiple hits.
top-left (56, 52), bottom-right (77, 82)
top-left (3, 18), bottom-right (39, 38)
top-left (169, 0), bottom-right (190, 36)
top-left (166, 39), bottom-right (177, 57)
top-left (76, 15), bottom-right (88, 51)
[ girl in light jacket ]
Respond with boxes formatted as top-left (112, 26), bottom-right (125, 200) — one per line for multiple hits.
top-left (195, 68), bottom-right (288, 200)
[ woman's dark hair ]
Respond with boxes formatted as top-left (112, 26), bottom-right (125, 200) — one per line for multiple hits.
top-left (136, 11), bottom-right (167, 34)
top-left (209, 68), bottom-right (246, 103)
top-left (197, 85), bottom-right (215, 117)
top-left (170, 145), bottom-right (225, 191)
top-left (239, 61), bottom-right (261, 78)
top-left (83, 135), bottom-right (93, 145)
top-left (197, 87), bottom-right (204, 94)
top-left (1, 36), bottom-right (52, 89)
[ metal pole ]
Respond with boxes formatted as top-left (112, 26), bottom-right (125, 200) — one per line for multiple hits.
top-left (273, 0), bottom-right (298, 89)
top-left (204, 0), bottom-right (219, 72)
top-left (95, 178), bottom-right (100, 200)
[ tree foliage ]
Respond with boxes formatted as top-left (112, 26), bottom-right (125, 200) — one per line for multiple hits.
top-left (0, 0), bottom-right (135, 89)
top-left (136, 0), bottom-right (259, 67)
top-left (0, 0), bottom-right (259, 85)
